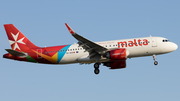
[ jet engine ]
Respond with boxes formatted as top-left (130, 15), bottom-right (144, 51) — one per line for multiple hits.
top-left (103, 60), bottom-right (126, 69)
top-left (103, 49), bottom-right (129, 69)
top-left (103, 48), bottom-right (129, 60)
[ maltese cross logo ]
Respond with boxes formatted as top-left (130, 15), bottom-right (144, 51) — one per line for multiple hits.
top-left (9, 32), bottom-right (25, 50)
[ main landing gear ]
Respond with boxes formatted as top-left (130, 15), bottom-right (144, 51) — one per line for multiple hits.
top-left (153, 54), bottom-right (158, 65)
top-left (94, 63), bottom-right (100, 74)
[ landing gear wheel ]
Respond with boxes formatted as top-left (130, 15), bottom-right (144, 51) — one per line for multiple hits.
top-left (153, 54), bottom-right (158, 66)
top-left (154, 61), bottom-right (158, 65)
top-left (94, 68), bottom-right (100, 74)
top-left (94, 63), bottom-right (99, 69)
top-left (94, 63), bottom-right (100, 74)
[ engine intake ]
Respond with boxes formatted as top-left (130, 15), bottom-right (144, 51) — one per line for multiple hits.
top-left (103, 48), bottom-right (129, 60)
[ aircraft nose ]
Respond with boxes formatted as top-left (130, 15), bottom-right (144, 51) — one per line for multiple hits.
top-left (173, 43), bottom-right (178, 51)
top-left (163, 42), bottom-right (178, 53)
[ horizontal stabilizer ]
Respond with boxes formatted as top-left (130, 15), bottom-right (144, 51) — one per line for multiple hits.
top-left (5, 49), bottom-right (27, 56)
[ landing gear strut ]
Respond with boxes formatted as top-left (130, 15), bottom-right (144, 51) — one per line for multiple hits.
top-left (94, 63), bottom-right (100, 74)
top-left (153, 54), bottom-right (158, 65)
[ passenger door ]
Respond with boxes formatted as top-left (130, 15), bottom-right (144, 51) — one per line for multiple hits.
top-left (151, 37), bottom-right (157, 47)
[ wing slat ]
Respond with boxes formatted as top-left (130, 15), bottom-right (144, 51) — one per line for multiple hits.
top-left (65, 23), bottom-right (108, 55)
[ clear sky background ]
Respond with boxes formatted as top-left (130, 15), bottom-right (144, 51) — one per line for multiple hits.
top-left (0, 0), bottom-right (180, 101)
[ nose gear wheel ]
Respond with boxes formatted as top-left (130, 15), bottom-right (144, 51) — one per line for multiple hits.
top-left (153, 54), bottom-right (158, 65)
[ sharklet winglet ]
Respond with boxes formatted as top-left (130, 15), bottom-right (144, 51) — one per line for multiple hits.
top-left (65, 23), bottom-right (75, 34)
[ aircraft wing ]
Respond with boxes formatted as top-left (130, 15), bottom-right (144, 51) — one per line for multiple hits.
top-left (5, 49), bottom-right (27, 56)
top-left (65, 23), bottom-right (108, 56)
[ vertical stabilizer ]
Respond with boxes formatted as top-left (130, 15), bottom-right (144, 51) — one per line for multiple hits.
top-left (4, 24), bottom-right (38, 52)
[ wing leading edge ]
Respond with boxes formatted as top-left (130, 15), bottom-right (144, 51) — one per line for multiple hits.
top-left (65, 23), bottom-right (108, 56)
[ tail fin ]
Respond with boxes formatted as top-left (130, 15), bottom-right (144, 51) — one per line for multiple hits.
top-left (4, 24), bottom-right (38, 52)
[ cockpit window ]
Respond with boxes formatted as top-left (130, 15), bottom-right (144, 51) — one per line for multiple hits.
top-left (162, 39), bottom-right (169, 42)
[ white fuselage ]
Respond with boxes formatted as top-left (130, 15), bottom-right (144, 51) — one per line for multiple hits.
top-left (59, 37), bottom-right (178, 64)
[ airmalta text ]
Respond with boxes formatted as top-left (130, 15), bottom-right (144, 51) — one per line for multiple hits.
top-left (118, 39), bottom-right (148, 48)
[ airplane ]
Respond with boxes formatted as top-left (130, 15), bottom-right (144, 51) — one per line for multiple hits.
top-left (3, 24), bottom-right (178, 74)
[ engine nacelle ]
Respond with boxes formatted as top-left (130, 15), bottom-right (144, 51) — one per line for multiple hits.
top-left (103, 60), bottom-right (126, 69)
top-left (103, 48), bottom-right (129, 60)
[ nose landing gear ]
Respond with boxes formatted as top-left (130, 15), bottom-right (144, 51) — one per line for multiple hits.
top-left (153, 54), bottom-right (158, 65)
top-left (94, 63), bottom-right (100, 74)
